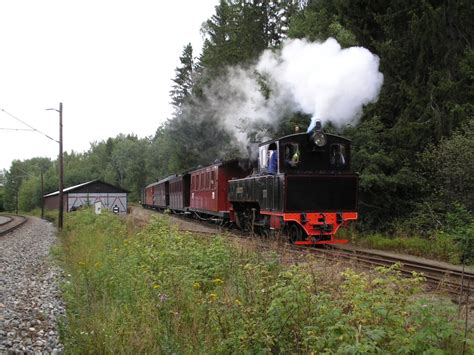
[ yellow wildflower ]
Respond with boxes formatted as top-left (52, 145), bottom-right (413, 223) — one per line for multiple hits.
top-left (213, 278), bottom-right (224, 285)
top-left (193, 282), bottom-right (201, 289)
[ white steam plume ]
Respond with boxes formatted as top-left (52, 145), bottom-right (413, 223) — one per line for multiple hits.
top-left (257, 37), bottom-right (384, 132)
top-left (196, 37), bottom-right (384, 155)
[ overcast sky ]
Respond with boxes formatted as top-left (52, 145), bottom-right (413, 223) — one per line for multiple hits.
top-left (0, 0), bottom-right (218, 171)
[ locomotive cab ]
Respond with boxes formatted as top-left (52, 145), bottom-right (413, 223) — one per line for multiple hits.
top-left (229, 125), bottom-right (358, 245)
top-left (258, 131), bottom-right (351, 175)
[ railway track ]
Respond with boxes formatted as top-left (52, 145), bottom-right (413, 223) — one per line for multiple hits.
top-left (296, 244), bottom-right (474, 298)
top-left (0, 214), bottom-right (28, 236)
top-left (192, 225), bottom-right (474, 298)
top-left (137, 207), bottom-right (474, 298)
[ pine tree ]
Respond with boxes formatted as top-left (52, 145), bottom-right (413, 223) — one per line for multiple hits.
top-left (170, 43), bottom-right (194, 117)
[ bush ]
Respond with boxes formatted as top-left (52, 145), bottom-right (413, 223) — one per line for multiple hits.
top-left (444, 204), bottom-right (474, 264)
top-left (57, 210), bottom-right (471, 353)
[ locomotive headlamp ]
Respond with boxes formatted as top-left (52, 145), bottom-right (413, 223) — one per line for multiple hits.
top-left (312, 131), bottom-right (327, 147)
top-left (311, 120), bottom-right (326, 147)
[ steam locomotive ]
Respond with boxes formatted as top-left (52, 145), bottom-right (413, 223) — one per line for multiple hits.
top-left (142, 123), bottom-right (358, 245)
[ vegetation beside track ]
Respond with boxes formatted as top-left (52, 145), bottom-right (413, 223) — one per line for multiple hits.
top-left (343, 205), bottom-right (474, 266)
top-left (56, 210), bottom-right (471, 353)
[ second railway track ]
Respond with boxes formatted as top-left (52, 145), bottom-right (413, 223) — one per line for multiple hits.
top-left (0, 214), bottom-right (28, 236)
top-left (300, 244), bottom-right (474, 298)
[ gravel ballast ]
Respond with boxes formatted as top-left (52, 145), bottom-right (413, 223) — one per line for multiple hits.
top-left (0, 217), bottom-right (65, 354)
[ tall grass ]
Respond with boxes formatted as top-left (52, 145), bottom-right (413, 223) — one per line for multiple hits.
top-left (57, 210), bottom-right (471, 353)
top-left (352, 233), bottom-right (463, 264)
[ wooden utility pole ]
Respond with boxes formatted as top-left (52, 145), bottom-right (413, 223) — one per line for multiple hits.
top-left (15, 188), bottom-right (18, 215)
top-left (40, 171), bottom-right (44, 219)
top-left (46, 103), bottom-right (64, 229)
top-left (58, 102), bottom-right (64, 230)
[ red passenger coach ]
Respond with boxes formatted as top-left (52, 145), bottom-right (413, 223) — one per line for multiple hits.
top-left (169, 174), bottom-right (190, 212)
top-left (143, 181), bottom-right (159, 208)
top-left (143, 175), bottom-right (176, 210)
top-left (189, 160), bottom-right (250, 218)
top-left (155, 175), bottom-right (176, 209)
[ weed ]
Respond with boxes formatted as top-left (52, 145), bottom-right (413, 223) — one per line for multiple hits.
top-left (57, 210), bottom-right (472, 353)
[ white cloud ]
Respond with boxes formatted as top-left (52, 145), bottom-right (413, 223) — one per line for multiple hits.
top-left (0, 0), bottom-right (218, 170)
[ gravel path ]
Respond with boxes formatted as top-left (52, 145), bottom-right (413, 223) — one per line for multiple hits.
top-left (0, 217), bottom-right (65, 354)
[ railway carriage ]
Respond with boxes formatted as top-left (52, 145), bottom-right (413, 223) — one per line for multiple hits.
top-left (143, 175), bottom-right (176, 210)
top-left (142, 181), bottom-right (159, 208)
top-left (169, 173), bottom-right (191, 212)
top-left (188, 160), bottom-right (251, 219)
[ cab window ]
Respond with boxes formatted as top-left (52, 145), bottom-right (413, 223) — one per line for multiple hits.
top-left (259, 145), bottom-right (269, 171)
top-left (330, 144), bottom-right (346, 167)
top-left (284, 143), bottom-right (300, 169)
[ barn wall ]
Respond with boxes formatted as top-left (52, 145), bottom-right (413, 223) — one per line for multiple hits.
top-left (43, 195), bottom-right (67, 210)
top-left (44, 195), bottom-right (58, 210)
top-left (67, 192), bottom-right (128, 214)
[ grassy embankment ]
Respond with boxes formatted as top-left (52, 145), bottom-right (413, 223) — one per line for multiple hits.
top-left (23, 203), bottom-right (473, 266)
top-left (55, 210), bottom-right (472, 353)
top-left (342, 229), bottom-right (463, 264)
top-left (342, 208), bottom-right (474, 265)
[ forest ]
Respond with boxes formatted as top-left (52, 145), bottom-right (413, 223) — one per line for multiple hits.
top-left (1, 0), bottom-right (473, 251)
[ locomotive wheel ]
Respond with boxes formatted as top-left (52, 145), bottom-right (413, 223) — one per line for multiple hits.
top-left (288, 224), bottom-right (303, 244)
top-left (236, 211), bottom-right (252, 233)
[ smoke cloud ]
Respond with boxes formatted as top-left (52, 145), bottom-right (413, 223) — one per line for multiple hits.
top-left (257, 38), bottom-right (384, 132)
top-left (196, 37), bottom-right (384, 153)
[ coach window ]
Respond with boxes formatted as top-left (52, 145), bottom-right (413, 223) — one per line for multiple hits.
top-left (211, 171), bottom-right (215, 187)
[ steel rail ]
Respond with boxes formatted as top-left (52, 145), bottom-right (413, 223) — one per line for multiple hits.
top-left (0, 215), bottom-right (28, 236)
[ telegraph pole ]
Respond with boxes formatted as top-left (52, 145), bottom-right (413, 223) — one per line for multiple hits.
top-left (40, 171), bottom-right (44, 219)
top-left (46, 103), bottom-right (64, 230)
top-left (58, 103), bottom-right (64, 230)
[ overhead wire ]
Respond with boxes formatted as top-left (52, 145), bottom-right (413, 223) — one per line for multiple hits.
top-left (0, 108), bottom-right (59, 143)
top-left (0, 127), bottom-right (35, 131)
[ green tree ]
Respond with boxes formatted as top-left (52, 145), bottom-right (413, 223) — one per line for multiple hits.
top-left (18, 176), bottom-right (42, 212)
top-left (170, 43), bottom-right (194, 117)
top-left (288, 0), bottom-right (474, 232)
top-left (3, 158), bottom-right (53, 212)
top-left (419, 120), bottom-right (474, 213)
top-left (199, 0), bottom-right (292, 76)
